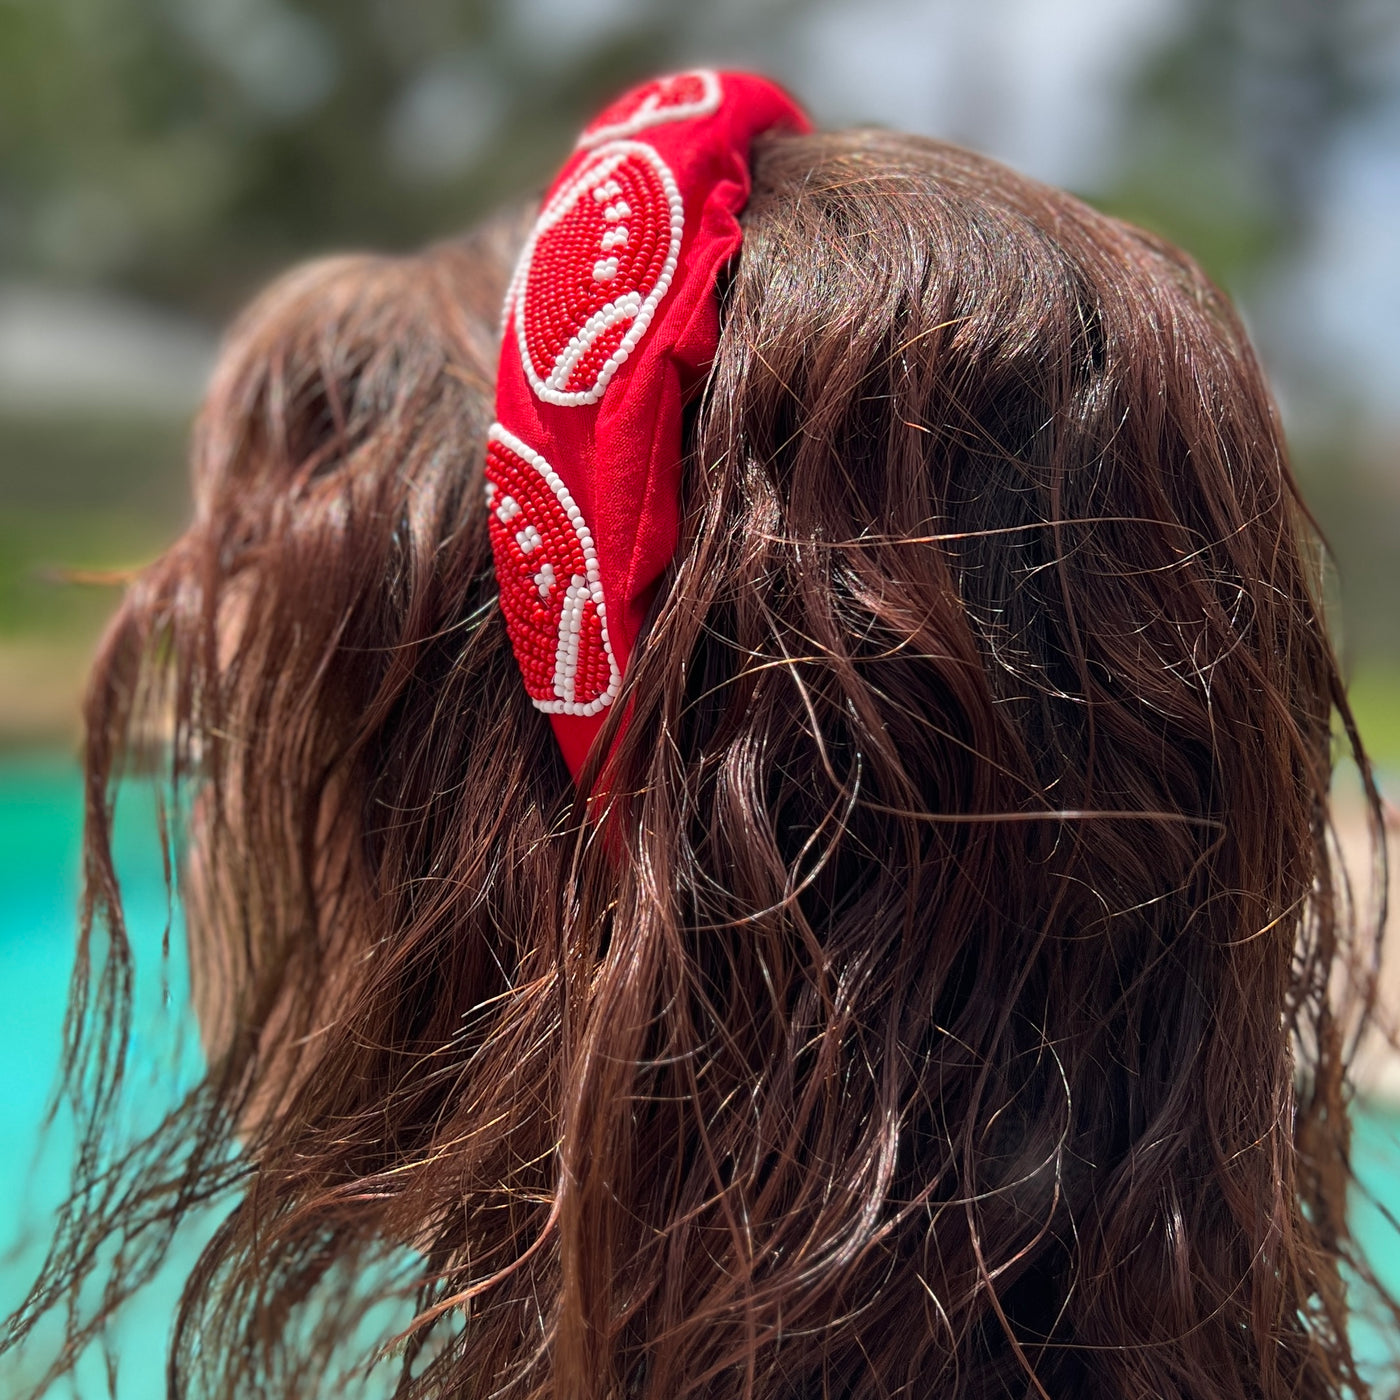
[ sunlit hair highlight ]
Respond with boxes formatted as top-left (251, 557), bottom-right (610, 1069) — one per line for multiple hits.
top-left (6, 131), bottom-right (1395, 1400)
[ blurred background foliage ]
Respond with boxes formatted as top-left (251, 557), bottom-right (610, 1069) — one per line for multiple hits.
top-left (1, 0), bottom-right (1398, 755)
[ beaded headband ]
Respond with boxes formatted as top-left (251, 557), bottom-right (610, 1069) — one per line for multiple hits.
top-left (486, 70), bottom-right (810, 779)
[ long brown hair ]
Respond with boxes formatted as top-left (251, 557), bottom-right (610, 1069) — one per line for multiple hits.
top-left (7, 128), bottom-right (1394, 1399)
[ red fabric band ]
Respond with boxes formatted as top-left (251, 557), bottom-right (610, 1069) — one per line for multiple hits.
top-left (488, 70), bottom-right (811, 779)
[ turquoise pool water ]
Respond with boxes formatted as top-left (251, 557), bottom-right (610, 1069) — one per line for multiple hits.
top-left (1, 752), bottom-right (1397, 1392)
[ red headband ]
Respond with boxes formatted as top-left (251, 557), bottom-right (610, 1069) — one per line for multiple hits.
top-left (486, 70), bottom-right (810, 779)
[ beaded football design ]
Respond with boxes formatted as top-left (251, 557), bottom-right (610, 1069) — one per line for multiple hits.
top-left (505, 140), bottom-right (684, 407)
top-left (576, 69), bottom-right (721, 148)
top-left (484, 424), bottom-right (620, 716)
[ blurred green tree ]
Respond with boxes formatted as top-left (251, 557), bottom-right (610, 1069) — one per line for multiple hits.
top-left (0, 0), bottom-right (713, 316)
top-left (1097, 0), bottom-right (1395, 289)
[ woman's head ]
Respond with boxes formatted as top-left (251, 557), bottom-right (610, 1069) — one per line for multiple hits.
top-left (13, 117), bottom-right (1389, 1400)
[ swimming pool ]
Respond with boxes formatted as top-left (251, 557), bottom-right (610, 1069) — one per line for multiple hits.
top-left (2, 751), bottom-right (1397, 1392)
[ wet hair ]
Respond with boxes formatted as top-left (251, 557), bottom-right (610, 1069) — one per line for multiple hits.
top-left (7, 129), bottom-right (1395, 1399)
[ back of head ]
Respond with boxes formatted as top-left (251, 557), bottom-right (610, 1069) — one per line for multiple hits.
top-left (17, 125), bottom-right (1387, 1400)
top-left (568, 128), bottom-right (1361, 1399)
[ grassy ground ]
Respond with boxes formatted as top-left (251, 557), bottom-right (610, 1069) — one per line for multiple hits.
top-left (1350, 665), bottom-right (1400, 772)
top-left (0, 411), bottom-right (188, 746)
